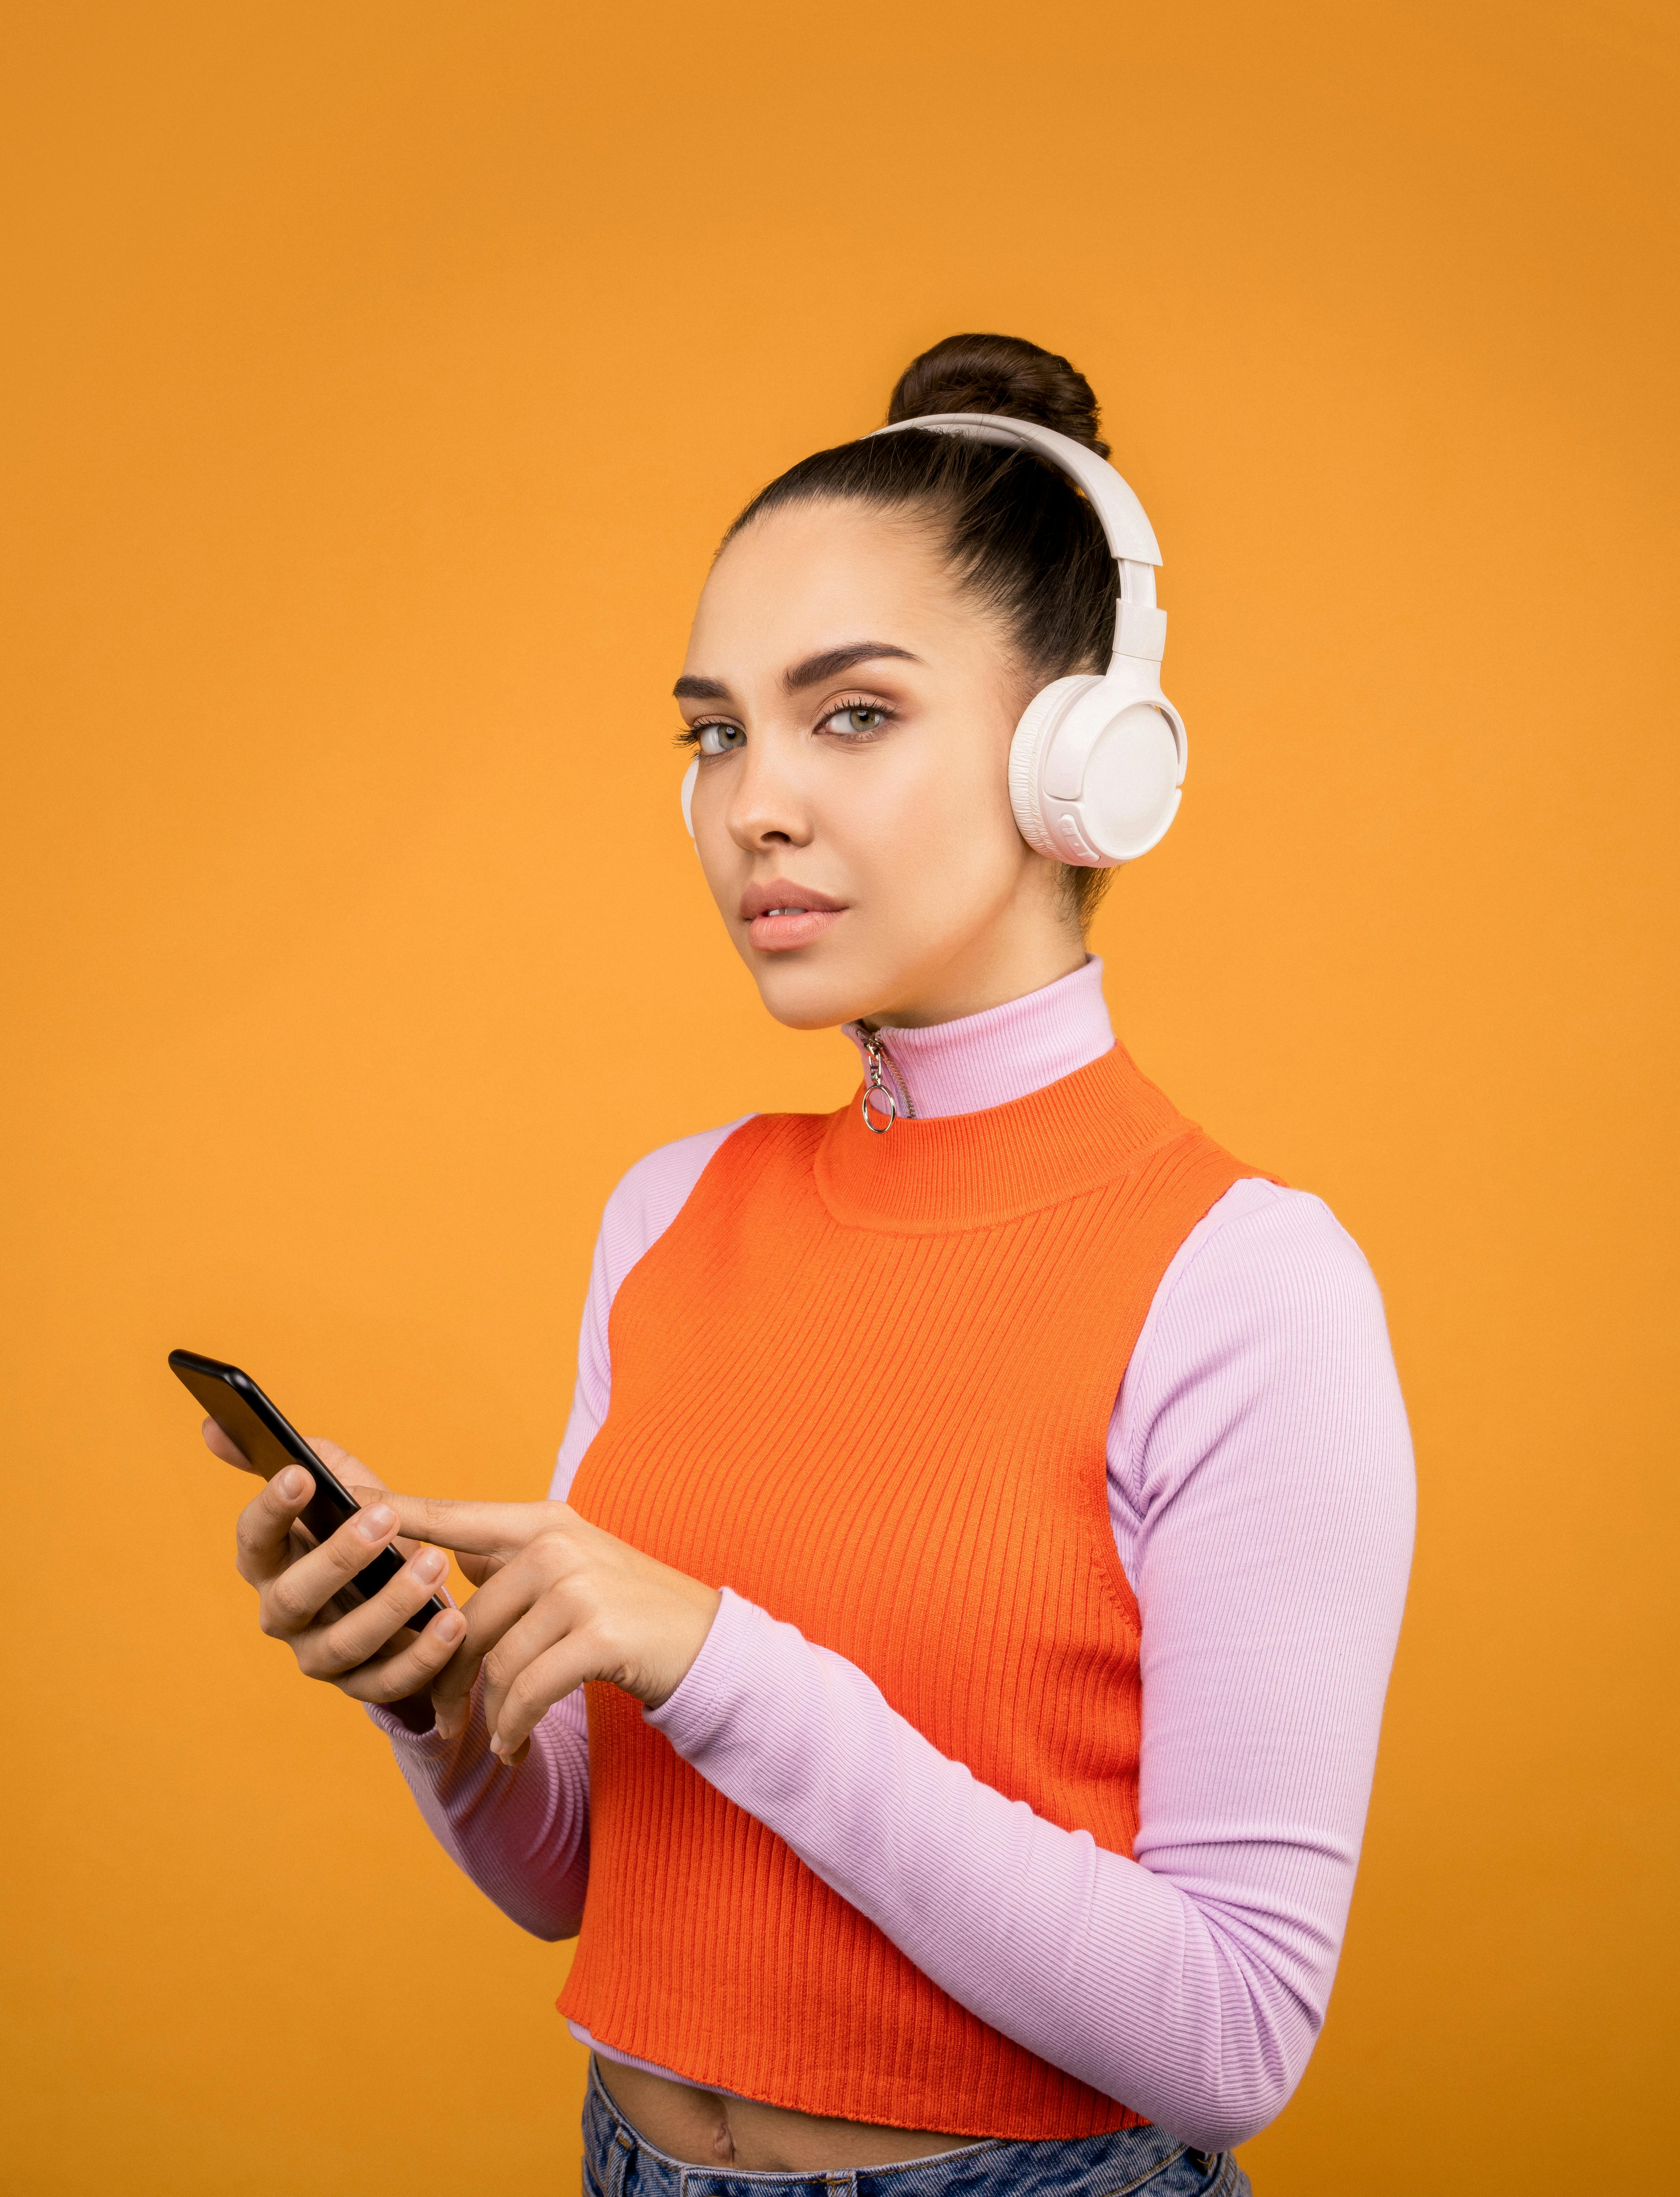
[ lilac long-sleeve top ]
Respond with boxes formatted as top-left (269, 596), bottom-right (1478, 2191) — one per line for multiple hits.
top-left (373, 959), bottom-right (1415, 2150)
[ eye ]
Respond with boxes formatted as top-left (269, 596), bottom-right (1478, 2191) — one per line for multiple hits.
top-left (821, 703), bottom-right (893, 738)
top-left (694, 722), bottom-right (746, 756)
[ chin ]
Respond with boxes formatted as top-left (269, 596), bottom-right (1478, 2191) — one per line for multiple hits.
top-left (748, 955), bottom-right (877, 1034)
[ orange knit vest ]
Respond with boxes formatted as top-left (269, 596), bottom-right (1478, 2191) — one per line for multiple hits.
top-left (560, 1042), bottom-right (1260, 2139)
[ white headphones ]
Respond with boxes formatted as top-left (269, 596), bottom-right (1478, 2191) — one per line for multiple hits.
top-left (680, 412), bottom-right (1186, 867)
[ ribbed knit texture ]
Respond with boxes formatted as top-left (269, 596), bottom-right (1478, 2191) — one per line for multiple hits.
top-left (559, 1042), bottom-right (1259, 2137)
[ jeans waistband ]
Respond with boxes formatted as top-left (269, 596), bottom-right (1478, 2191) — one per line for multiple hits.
top-left (581, 2056), bottom-right (1227, 2197)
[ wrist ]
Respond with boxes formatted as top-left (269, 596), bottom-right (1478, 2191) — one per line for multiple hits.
top-left (641, 1584), bottom-right (723, 1711)
top-left (644, 1585), bottom-right (751, 1735)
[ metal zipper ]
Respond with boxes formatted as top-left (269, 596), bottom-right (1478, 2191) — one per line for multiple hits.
top-left (859, 1026), bottom-right (915, 1135)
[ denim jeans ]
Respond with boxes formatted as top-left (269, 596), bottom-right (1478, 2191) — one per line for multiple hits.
top-left (581, 2058), bottom-right (1252, 2197)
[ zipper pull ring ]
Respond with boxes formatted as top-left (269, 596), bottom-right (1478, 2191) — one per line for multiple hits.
top-left (860, 1030), bottom-right (898, 1135)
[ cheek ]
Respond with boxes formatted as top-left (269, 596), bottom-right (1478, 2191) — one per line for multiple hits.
top-left (848, 720), bottom-right (1021, 892)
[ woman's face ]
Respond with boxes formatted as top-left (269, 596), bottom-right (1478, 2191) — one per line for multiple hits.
top-left (678, 498), bottom-right (1082, 1031)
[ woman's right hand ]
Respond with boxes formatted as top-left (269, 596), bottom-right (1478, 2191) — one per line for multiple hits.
top-left (211, 1422), bottom-right (467, 1721)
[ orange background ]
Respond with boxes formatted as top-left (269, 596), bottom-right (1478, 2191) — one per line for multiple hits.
top-left (3, 4), bottom-right (1676, 2191)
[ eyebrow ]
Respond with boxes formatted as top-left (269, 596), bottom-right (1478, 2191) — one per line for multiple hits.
top-left (672, 642), bottom-right (922, 705)
top-left (782, 642), bottom-right (921, 693)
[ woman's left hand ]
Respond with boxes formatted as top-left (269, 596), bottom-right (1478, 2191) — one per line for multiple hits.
top-left (384, 1494), bottom-right (720, 1759)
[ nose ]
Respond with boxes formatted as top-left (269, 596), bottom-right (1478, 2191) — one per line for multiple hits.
top-left (725, 735), bottom-right (814, 855)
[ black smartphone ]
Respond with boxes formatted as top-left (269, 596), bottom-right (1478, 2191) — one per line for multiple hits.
top-left (169, 1348), bottom-right (449, 1632)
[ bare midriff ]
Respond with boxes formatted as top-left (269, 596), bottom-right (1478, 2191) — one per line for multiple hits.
top-left (595, 2060), bottom-right (974, 2172)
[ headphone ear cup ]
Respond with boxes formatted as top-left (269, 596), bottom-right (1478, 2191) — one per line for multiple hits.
top-left (1008, 676), bottom-right (1102, 860)
top-left (1078, 702), bottom-right (1183, 861)
top-left (680, 758), bottom-right (699, 838)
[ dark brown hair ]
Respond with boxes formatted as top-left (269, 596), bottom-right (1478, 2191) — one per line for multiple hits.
top-left (725, 333), bottom-right (1121, 924)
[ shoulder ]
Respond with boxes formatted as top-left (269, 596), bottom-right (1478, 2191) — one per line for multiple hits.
top-left (594, 1118), bottom-right (754, 1294)
top-left (1117, 1176), bottom-right (1409, 1492)
top-left (1162, 1175), bottom-right (1392, 1336)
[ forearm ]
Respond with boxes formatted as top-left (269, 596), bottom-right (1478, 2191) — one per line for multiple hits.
top-left (369, 1684), bottom-right (591, 1940)
top-left (648, 1593), bottom-right (1317, 2149)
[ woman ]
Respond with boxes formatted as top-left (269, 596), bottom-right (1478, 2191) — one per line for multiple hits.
top-left (214, 333), bottom-right (1414, 2195)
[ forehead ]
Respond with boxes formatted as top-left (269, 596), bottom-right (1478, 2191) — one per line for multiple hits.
top-left (683, 499), bottom-right (977, 678)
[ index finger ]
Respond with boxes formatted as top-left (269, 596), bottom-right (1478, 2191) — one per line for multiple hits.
top-left (384, 1493), bottom-right (559, 1557)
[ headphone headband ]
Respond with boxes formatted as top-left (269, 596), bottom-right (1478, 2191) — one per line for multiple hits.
top-left (866, 413), bottom-right (1166, 666)
top-left (866, 412), bottom-right (1159, 565)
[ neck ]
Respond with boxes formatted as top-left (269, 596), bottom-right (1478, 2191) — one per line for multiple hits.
top-left (844, 957), bottom-right (1114, 1121)
top-left (867, 928), bottom-right (1087, 1031)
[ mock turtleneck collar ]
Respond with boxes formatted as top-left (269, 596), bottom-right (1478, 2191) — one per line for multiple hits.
top-left (817, 1024), bottom-right (1197, 1231)
top-left (841, 956), bottom-right (1115, 1121)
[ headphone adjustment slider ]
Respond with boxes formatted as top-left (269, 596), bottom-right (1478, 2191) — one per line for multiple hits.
top-left (1114, 599), bottom-right (1167, 662)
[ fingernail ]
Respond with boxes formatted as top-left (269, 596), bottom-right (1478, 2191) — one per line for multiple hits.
top-left (277, 1467), bottom-right (305, 1501)
top-left (413, 1549), bottom-right (445, 1583)
top-left (437, 1610), bottom-right (464, 1643)
top-left (357, 1503), bottom-right (397, 1541)
top-left (489, 1732), bottom-right (506, 1754)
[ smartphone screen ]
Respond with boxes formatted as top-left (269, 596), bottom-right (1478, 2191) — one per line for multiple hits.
top-left (170, 1349), bottom-right (449, 1631)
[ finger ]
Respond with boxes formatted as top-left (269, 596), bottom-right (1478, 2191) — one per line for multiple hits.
top-left (259, 1501), bottom-right (402, 1639)
top-left (234, 1465), bottom-right (319, 1587)
top-left (384, 1493), bottom-right (560, 1558)
top-left (204, 1417), bottom-right (262, 1476)
top-left (430, 1558), bottom-right (548, 1739)
top-left (480, 1586), bottom-right (579, 1741)
top-left (332, 1602), bottom-right (470, 1705)
top-left (334, 1481), bottom-right (427, 1566)
top-left (297, 1544), bottom-right (458, 1679)
top-left (487, 1635), bottom-right (595, 1761)
top-left (288, 1436), bottom-right (413, 1553)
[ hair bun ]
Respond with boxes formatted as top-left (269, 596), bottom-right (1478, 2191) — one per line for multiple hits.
top-left (886, 333), bottom-right (1109, 459)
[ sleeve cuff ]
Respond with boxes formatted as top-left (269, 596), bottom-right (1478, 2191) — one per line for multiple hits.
top-left (364, 1698), bottom-right (454, 1756)
top-left (643, 1585), bottom-right (763, 1755)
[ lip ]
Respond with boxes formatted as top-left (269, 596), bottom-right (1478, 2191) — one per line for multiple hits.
top-left (739, 878), bottom-right (848, 954)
